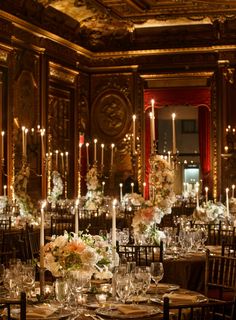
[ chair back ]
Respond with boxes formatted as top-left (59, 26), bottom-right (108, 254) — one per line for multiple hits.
top-left (205, 249), bottom-right (236, 300)
top-left (50, 214), bottom-right (75, 236)
top-left (117, 241), bottom-right (163, 266)
top-left (0, 291), bottom-right (26, 320)
top-left (163, 296), bottom-right (236, 320)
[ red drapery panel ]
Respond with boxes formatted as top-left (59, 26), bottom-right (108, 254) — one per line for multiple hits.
top-left (144, 87), bottom-right (211, 197)
top-left (144, 87), bottom-right (211, 110)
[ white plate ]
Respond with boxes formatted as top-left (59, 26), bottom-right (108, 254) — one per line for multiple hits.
top-left (96, 305), bottom-right (162, 319)
top-left (148, 283), bottom-right (180, 294)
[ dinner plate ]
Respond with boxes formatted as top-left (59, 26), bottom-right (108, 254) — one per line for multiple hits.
top-left (148, 283), bottom-right (180, 294)
top-left (96, 305), bottom-right (162, 319)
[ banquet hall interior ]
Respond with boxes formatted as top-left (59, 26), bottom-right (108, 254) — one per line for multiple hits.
top-left (0, 1), bottom-right (236, 320)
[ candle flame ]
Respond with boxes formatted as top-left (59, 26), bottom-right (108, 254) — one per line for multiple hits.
top-left (75, 198), bottom-right (80, 207)
top-left (41, 200), bottom-right (47, 210)
top-left (172, 113), bottom-right (176, 120)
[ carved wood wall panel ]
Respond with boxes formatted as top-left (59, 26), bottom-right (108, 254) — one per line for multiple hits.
top-left (13, 49), bottom-right (41, 201)
top-left (48, 85), bottom-right (75, 198)
top-left (91, 72), bottom-right (139, 194)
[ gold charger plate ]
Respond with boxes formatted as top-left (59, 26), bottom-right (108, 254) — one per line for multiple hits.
top-left (96, 305), bottom-right (162, 319)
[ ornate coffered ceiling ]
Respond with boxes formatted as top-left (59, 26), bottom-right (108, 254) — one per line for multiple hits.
top-left (2, 0), bottom-right (236, 52)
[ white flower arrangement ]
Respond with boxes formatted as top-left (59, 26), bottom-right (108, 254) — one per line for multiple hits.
top-left (149, 155), bottom-right (176, 214)
top-left (13, 163), bottom-right (36, 216)
top-left (44, 231), bottom-right (113, 278)
top-left (47, 171), bottom-right (63, 205)
top-left (84, 166), bottom-right (104, 211)
top-left (0, 195), bottom-right (8, 212)
top-left (193, 201), bottom-right (227, 223)
top-left (122, 193), bottom-right (145, 207)
top-left (132, 205), bottom-right (165, 245)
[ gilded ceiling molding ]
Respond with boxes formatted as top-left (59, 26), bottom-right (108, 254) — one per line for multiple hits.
top-left (0, 48), bottom-right (8, 62)
top-left (49, 62), bottom-right (79, 84)
top-left (140, 72), bottom-right (214, 80)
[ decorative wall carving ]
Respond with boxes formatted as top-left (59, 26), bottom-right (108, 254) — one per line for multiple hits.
top-left (92, 89), bottom-right (131, 141)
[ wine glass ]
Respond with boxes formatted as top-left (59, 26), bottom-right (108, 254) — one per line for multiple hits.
top-left (150, 262), bottom-right (164, 296)
top-left (54, 278), bottom-right (69, 308)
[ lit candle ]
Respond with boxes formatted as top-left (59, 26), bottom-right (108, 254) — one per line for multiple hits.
top-left (86, 143), bottom-right (89, 167)
top-left (65, 151), bottom-right (69, 173)
top-left (24, 128), bottom-right (28, 161)
top-left (143, 182), bottom-right (146, 199)
top-left (167, 151), bottom-right (171, 164)
top-left (205, 186), bottom-right (209, 202)
top-left (3, 185), bottom-right (7, 197)
top-left (94, 139), bottom-right (97, 163)
top-left (111, 143), bottom-right (115, 167)
top-left (75, 198), bottom-right (79, 234)
top-left (79, 143), bottom-right (82, 167)
top-left (172, 113), bottom-right (176, 154)
top-left (196, 186), bottom-right (199, 208)
top-left (149, 112), bottom-right (154, 154)
top-left (55, 150), bottom-right (59, 171)
top-left (226, 188), bottom-right (230, 217)
top-left (22, 126), bottom-right (25, 158)
top-left (102, 181), bottom-right (105, 194)
top-left (1, 131), bottom-right (4, 161)
top-left (40, 129), bottom-right (45, 161)
top-left (232, 184), bottom-right (235, 198)
top-left (119, 183), bottom-right (123, 202)
top-left (151, 99), bottom-right (155, 144)
top-left (40, 201), bottom-right (46, 269)
top-left (132, 115), bottom-right (136, 154)
top-left (112, 199), bottom-right (117, 262)
top-left (131, 182), bottom-right (134, 194)
top-left (224, 146), bottom-right (229, 153)
top-left (101, 143), bottom-right (104, 167)
top-left (60, 152), bottom-right (64, 173)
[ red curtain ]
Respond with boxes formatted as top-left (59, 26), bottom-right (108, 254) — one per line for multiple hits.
top-left (144, 87), bottom-right (211, 197)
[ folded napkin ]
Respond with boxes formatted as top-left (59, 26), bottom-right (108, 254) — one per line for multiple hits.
top-left (163, 293), bottom-right (199, 304)
top-left (116, 304), bottom-right (148, 315)
top-left (26, 305), bottom-right (58, 318)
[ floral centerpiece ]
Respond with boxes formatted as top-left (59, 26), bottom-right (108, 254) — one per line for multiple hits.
top-left (122, 193), bottom-right (146, 208)
top-left (0, 195), bottom-right (8, 213)
top-left (13, 163), bottom-right (37, 216)
top-left (149, 155), bottom-right (176, 214)
top-left (47, 171), bottom-right (63, 206)
top-left (83, 166), bottom-right (103, 211)
top-left (193, 201), bottom-right (227, 223)
top-left (131, 155), bottom-right (175, 244)
top-left (44, 231), bottom-right (113, 279)
top-left (132, 205), bottom-right (165, 245)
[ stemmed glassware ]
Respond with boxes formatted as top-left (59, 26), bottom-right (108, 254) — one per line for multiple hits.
top-left (150, 262), bottom-right (164, 296)
top-left (54, 278), bottom-right (69, 309)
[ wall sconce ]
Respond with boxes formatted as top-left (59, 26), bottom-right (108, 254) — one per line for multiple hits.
top-left (218, 60), bottom-right (235, 84)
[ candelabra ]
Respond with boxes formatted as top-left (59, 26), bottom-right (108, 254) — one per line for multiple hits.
top-left (221, 125), bottom-right (236, 188)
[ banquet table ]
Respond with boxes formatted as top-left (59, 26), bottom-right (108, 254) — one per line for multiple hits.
top-left (162, 246), bottom-right (222, 292)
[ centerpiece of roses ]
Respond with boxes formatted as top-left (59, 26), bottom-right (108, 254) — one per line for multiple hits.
top-left (149, 155), bottom-right (176, 214)
top-left (83, 166), bottom-right (103, 210)
top-left (43, 231), bottom-right (113, 280)
top-left (132, 204), bottom-right (165, 245)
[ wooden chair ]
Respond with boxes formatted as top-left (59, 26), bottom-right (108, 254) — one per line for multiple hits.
top-left (0, 217), bottom-right (11, 230)
top-left (117, 241), bottom-right (163, 266)
top-left (205, 249), bottom-right (236, 301)
top-left (51, 214), bottom-right (75, 236)
top-left (222, 240), bottom-right (236, 257)
top-left (0, 230), bottom-right (26, 265)
top-left (26, 228), bottom-right (40, 260)
top-left (163, 296), bottom-right (236, 320)
top-left (0, 291), bottom-right (26, 320)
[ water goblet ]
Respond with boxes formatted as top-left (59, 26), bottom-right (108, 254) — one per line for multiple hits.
top-left (54, 278), bottom-right (69, 308)
top-left (150, 262), bottom-right (164, 296)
